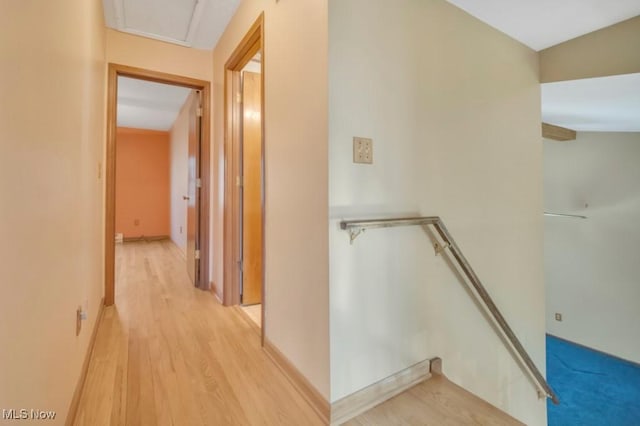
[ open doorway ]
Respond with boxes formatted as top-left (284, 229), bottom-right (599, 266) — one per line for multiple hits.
top-left (223, 15), bottom-right (265, 335)
top-left (105, 65), bottom-right (211, 305)
top-left (542, 73), bottom-right (640, 425)
top-left (239, 52), bottom-right (262, 327)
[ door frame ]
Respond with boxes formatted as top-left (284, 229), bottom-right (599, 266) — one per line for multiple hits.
top-left (223, 14), bottom-right (265, 334)
top-left (105, 63), bottom-right (211, 306)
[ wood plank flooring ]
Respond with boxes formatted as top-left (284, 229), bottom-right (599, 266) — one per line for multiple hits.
top-left (74, 240), bottom-right (323, 426)
top-left (240, 304), bottom-right (262, 328)
top-left (345, 375), bottom-right (524, 426)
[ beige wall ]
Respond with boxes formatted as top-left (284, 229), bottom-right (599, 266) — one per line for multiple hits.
top-left (329, 1), bottom-right (545, 424)
top-left (0, 0), bottom-right (106, 422)
top-left (170, 99), bottom-right (190, 254)
top-left (213, 0), bottom-right (330, 399)
top-left (540, 15), bottom-right (640, 83)
top-left (106, 29), bottom-right (213, 82)
top-left (545, 132), bottom-right (640, 364)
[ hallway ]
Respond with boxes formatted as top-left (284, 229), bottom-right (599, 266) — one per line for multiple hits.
top-left (73, 240), bottom-right (323, 425)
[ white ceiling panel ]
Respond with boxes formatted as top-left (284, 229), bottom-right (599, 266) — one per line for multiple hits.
top-left (117, 76), bottom-right (191, 131)
top-left (191, 0), bottom-right (241, 49)
top-left (446, 0), bottom-right (640, 51)
top-left (542, 73), bottom-right (640, 132)
top-left (123, 0), bottom-right (198, 42)
top-left (103, 0), bottom-right (240, 49)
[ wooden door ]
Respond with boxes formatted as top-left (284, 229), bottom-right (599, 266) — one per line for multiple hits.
top-left (186, 91), bottom-right (201, 286)
top-left (241, 71), bottom-right (262, 305)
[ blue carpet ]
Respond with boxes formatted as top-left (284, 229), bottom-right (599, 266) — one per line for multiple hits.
top-left (546, 334), bottom-right (640, 426)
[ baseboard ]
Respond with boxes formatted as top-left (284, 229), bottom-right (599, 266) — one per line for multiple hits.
top-left (263, 338), bottom-right (330, 425)
top-left (210, 281), bottom-right (222, 303)
top-left (65, 298), bottom-right (105, 426)
top-left (123, 235), bottom-right (169, 242)
top-left (168, 239), bottom-right (187, 260)
top-left (330, 358), bottom-right (434, 425)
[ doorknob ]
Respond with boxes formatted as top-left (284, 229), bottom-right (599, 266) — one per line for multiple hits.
top-left (183, 196), bottom-right (190, 200)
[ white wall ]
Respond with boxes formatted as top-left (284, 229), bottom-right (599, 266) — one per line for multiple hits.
top-left (329, 1), bottom-right (546, 424)
top-left (170, 98), bottom-right (190, 254)
top-left (545, 132), bottom-right (640, 364)
top-left (0, 0), bottom-right (106, 420)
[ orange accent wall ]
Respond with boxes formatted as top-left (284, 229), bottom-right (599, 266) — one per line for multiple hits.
top-left (115, 127), bottom-right (170, 238)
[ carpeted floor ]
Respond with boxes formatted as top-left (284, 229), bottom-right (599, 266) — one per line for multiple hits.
top-left (546, 334), bottom-right (640, 426)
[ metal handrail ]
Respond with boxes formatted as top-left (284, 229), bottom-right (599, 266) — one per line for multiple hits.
top-left (340, 216), bottom-right (559, 405)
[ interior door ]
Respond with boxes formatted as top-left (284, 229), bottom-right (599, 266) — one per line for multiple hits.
top-left (186, 90), bottom-right (202, 287)
top-left (241, 71), bottom-right (262, 305)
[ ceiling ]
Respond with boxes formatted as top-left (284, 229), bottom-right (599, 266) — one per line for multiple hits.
top-left (117, 76), bottom-right (191, 131)
top-left (542, 73), bottom-right (640, 132)
top-left (446, 0), bottom-right (640, 51)
top-left (103, 0), bottom-right (240, 49)
top-left (103, 0), bottom-right (640, 53)
top-left (107, 1), bottom-right (639, 133)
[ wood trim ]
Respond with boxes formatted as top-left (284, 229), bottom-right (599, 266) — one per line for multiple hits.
top-left (224, 14), bottom-right (264, 70)
top-left (542, 122), bottom-right (576, 141)
top-left (105, 63), bottom-right (211, 306)
top-left (210, 281), bottom-right (222, 303)
top-left (263, 338), bottom-right (330, 425)
top-left (258, 17), bottom-right (266, 349)
top-left (330, 359), bottom-right (434, 425)
top-left (122, 235), bottom-right (170, 242)
top-left (105, 65), bottom-right (117, 306)
top-left (224, 13), bottom-right (264, 307)
top-left (65, 299), bottom-right (106, 426)
top-left (223, 13), bottom-right (266, 346)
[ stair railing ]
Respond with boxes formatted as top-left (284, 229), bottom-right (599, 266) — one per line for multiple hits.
top-left (340, 216), bottom-right (559, 404)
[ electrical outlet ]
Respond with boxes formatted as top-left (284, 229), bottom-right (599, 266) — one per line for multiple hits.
top-left (555, 313), bottom-right (562, 322)
top-left (353, 137), bottom-right (373, 164)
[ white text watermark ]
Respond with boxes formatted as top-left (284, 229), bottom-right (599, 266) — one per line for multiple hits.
top-left (2, 409), bottom-right (57, 421)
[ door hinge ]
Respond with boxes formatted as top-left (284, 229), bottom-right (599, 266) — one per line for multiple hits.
top-left (237, 260), bottom-right (243, 271)
top-left (236, 93), bottom-right (242, 103)
top-left (195, 250), bottom-right (201, 260)
top-left (196, 107), bottom-right (203, 117)
top-left (196, 178), bottom-right (202, 188)
top-left (236, 176), bottom-right (242, 187)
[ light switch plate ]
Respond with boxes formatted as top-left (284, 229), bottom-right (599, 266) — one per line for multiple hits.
top-left (555, 313), bottom-right (562, 322)
top-left (353, 137), bottom-right (373, 164)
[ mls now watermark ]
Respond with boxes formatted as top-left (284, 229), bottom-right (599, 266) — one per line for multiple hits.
top-left (2, 409), bottom-right (56, 420)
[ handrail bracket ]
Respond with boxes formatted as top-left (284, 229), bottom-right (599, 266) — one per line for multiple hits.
top-left (348, 228), bottom-right (364, 244)
top-left (433, 241), bottom-right (451, 256)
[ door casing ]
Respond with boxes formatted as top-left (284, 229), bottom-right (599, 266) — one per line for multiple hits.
top-left (223, 14), bottom-right (265, 341)
top-left (186, 90), bottom-right (202, 287)
top-left (105, 64), bottom-right (211, 305)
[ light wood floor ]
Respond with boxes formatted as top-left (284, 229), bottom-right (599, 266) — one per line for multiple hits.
top-left (346, 375), bottom-right (524, 426)
top-left (240, 304), bottom-right (262, 328)
top-left (74, 240), bottom-right (323, 426)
